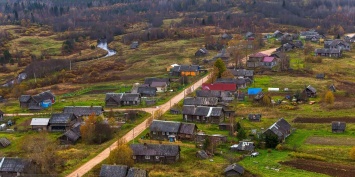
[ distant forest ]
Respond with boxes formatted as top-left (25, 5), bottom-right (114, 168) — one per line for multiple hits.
top-left (0, 0), bottom-right (354, 42)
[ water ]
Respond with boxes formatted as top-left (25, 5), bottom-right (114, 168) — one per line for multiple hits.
top-left (97, 42), bottom-right (117, 57)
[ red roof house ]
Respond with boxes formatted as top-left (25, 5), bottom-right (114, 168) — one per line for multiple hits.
top-left (202, 83), bottom-right (236, 91)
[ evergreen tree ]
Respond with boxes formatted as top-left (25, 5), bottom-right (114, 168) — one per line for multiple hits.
top-left (213, 58), bottom-right (226, 78)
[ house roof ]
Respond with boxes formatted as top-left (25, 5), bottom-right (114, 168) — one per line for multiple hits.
top-left (196, 150), bottom-right (209, 159)
top-left (315, 48), bottom-right (341, 54)
top-left (182, 105), bottom-right (223, 117)
top-left (249, 52), bottom-right (268, 58)
top-left (130, 144), bottom-right (180, 156)
top-left (19, 95), bottom-right (31, 103)
top-left (137, 86), bottom-right (157, 95)
top-left (126, 167), bottom-right (147, 177)
top-left (329, 39), bottom-right (349, 47)
top-left (150, 120), bottom-right (181, 133)
top-left (332, 121), bottom-right (346, 131)
top-left (183, 97), bottom-right (218, 106)
top-left (63, 106), bottom-right (104, 116)
top-left (196, 90), bottom-right (222, 97)
top-left (245, 32), bottom-right (254, 38)
top-left (30, 118), bottom-right (50, 126)
top-left (49, 113), bottom-right (76, 124)
top-left (0, 157), bottom-right (30, 173)
top-left (106, 93), bottom-right (141, 102)
top-left (0, 138), bottom-right (11, 147)
top-left (270, 52), bottom-right (287, 59)
top-left (62, 129), bottom-right (81, 142)
top-left (100, 164), bottom-right (128, 177)
top-left (182, 105), bottom-right (196, 115)
top-left (196, 48), bottom-right (208, 54)
top-left (263, 56), bottom-right (276, 62)
top-left (179, 123), bottom-right (197, 135)
top-left (130, 41), bottom-right (139, 49)
top-left (150, 81), bottom-right (167, 87)
top-left (265, 118), bottom-right (291, 139)
top-left (144, 78), bottom-right (169, 85)
top-left (235, 141), bottom-right (255, 151)
top-left (316, 73), bottom-right (325, 79)
top-left (171, 65), bottom-right (199, 72)
top-left (32, 90), bottom-right (55, 103)
top-left (306, 85), bottom-right (317, 93)
top-left (215, 48), bottom-right (230, 59)
top-left (221, 33), bottom-right (233, 39)
top-left (202, 83), bottom-right (236, 91)
top-left (224, 163), bottom-right (244, 174)
top-left (229, 69), bottom-right (254, 77)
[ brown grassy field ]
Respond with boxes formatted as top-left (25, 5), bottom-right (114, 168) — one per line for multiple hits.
top-left (305, 136), bottom-right (355, 146)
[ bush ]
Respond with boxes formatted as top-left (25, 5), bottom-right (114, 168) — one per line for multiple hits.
top-left (305, 56), bottom-right (322, 63)
top-left (324, 90), bottom-right (335, 105)
top-left (275, 144), bottom-right (283, 151)
top-left (289, 152), bottom-right (326, 161)
top-left (350, 146), bottom-right (355, 160)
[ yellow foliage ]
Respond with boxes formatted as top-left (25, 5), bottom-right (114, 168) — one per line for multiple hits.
top-left (350, 146), bottom-right (355, 160)
top-left (107, 139), bottom-right (134, 167)
top-left (324, 91), bottom-right (335, 105)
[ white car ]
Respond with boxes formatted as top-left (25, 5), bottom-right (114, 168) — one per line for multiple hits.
top-left (251, 152), bottom-right (259, 157)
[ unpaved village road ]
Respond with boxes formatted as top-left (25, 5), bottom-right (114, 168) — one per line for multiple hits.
top-left (66, 74), bottom-right (210, 177)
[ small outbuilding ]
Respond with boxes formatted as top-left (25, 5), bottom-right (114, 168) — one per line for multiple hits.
top-left (332, 121), bottom-right (346, 133)
top-left (30, 118), bottom-right (50, 131)
top-left (224, 163), bottom-right (244, 177)
top-left (0, 137), bottom-right (11, 148)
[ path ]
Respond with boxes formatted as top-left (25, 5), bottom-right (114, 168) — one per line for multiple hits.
top-left (66, 74), bottom-right (210, 177)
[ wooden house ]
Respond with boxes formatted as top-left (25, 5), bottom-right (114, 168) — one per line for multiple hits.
top-left (202, 83), bottom-right (236, 92)
top-left (263, 118), bottom-right (291, 142)
top-left (170, 65), bottom-right (200, 77)
top-left (178, 123), bottom-right (198, 141)
top-left (137, 86), bottom-right (157, 97)
top-left (245, 32), bottom-right (255, 40)
top-left (48, 113), bottom-right (78, 132)
top-left (229, 69), bottom-right (254, 81)
top-left (105, 93), bottom-right (141, 107)
top-left (315, 48), bottom-right (342, 58)
top-left (19, 90), bottom-right (55, 110)
top-left (130, 41), bottom-right (139, 49)
top-left (208, 134), bottom-right (228, 145)
top-left (59, 122), bottom-right (81, 144)
top-left (324, 39), bottom-right (350, 51)
top-left (182, 105), bottom-right (224, 124)
top-left (30, 118), bottom-right (50, 131)
top-left (262, 56), bottom-right (278, 69)
top-left (183, 97), bottom-right (219, 107)
top-left (130, 144), bottom-right (180, 164)
top-left (218, 123), bottom-right (232, 131)
top-left (247, 52), bottom-right (268, 68)
top-left (231, 141), bottom-right (255, 152)
top-left (195, 48), bottom-right (208, 57)
top-left (224, 163), bottom-right (245, 177)
top-left (99, 165), bottom-right (147, 177)
top-left (0, 157), bottom-right (35, 176)
top-left (316, 73), bottom-right (325, 80)
top-left (303, 85), bottom-right (317, 97)
top-left (213, 48), bottom-right (230, 61)
top-left (0, 110), bottom-right (3, 121)
top-left (63, 106), bottom-right (104, 118)
top-left (196, 90), bottom-right (235, 103)
top-left (149, 120), bottom-right (181, 141)
top-left (332, 121), bottom-right (346, 133)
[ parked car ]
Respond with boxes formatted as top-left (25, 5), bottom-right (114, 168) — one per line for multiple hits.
top-left (251, 152), bottom-right (259, 157)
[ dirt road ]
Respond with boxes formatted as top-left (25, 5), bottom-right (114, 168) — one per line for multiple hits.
top-left (227, 47), bottom-right (277, 67)
top-left (66, 74), bottom-right (210, 177)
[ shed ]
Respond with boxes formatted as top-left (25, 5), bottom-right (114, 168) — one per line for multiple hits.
top-left (316, 73), bottom-right (325, 79)
top-left (196, 150), bottom-right (209, 159)
top-left (0, 138), bottom-right (11, 148)
top-left (100, 164), bottom-right (128, 177)
top-left (224, 163), bottom-right (244, 176)
top-left (248, 114), bottom-right (261, 122)
top-left (30, 118), bottom-right (50, 131)
top-left (332, 121), bottom-right (346, 133)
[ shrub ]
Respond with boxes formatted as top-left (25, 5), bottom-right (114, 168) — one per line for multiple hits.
top-left (289, 152), bottom-right (326, 161)
top-left (324, 90), bottom-right (335, 105)
top-left (305, 56), bottom-right (322, 63)
top-left (350, 146), bottom-right (355, 160)
top-left (275, 144), bottom-right (283, 151)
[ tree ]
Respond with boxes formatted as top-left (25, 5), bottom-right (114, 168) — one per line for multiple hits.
top-left (80, 114), bottom-right (112, 144)
top-left (21, 132), bottom-right (63, 175)
top-left (324, 90), bottom-right (335, 105)
top-left (107, 139), bottom-right (134, 167)
top-left (221, 70), bottom-right (234, 79)
top-left (265, 133), bottom-right (279, 148)
top-left (237, 127), bottom-right (247, 140)
top-left (153, 109), bottom-right (163, 120)
top-left (262, 94), bottom-right (272, 106)
top-left (350, 146), bottom-right (355, 160)
top-left (235, 122), bottom-right (242, 132)
top-left (214, 58), bottom-right (226, 78)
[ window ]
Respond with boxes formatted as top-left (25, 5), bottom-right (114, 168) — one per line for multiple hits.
top-left (145, 156), bottom-right (150, 159)
top-left (166, 132), bottom-right (170, 135)
top-left (162, 132), bottom-right (165, 135)
top-left (152, 131), bottom-right (156, 135)
top-left (132, 156), bottom-right (136, 159)
top-left (155, 156), bottom-right (160, 160)
top-left (196, 116), bottom-right (200, 120)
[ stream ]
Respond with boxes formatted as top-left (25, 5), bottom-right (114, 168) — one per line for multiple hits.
top-left (97, 41), bottom-right (117, 57)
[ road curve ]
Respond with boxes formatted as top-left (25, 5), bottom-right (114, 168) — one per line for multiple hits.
top-left (66, 74), bottom-right (210, 177)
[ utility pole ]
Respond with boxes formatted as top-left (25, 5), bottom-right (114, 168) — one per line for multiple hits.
top-left (34, 72), bottom-right (37, 83)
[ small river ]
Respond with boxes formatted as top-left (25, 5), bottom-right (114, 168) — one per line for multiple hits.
top-left (97, 41), bottom-right (117, 57)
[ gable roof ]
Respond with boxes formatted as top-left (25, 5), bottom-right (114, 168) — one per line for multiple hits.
top-left (150, 120), bottom-right (181, 133)
top-left (32, 90), bottom-right (55, 103)
top-left (100, 164), bottom-right (128, 177)
top-left (106, 93), bottom-right (141, 103)
top-left (0, 157), bottom-right (30, 173)
top-left (144, 78), bottom-right (169, 85)
top-left (229, 69), bottom-right (254, 77)
top-left (63, 106), bottom-right (104, 117)
top-left (130, 144), bottom-right (180, 156)
top-left (332, 121), bottom-right (346, 131)
top-left (49, 113), bottom-right (76, 124)
top-left (262, 56), bottom-right (276, 62)
top-left (195, 48), bottom-right (208, 55)
top-left (130, 41), bottom-right (139, 49)
top-left (183, 97), bottom-right (218, 106)
top-left (306, 85), bottom-right (317, 93)
top-left (171, 65), bottom-right (199, 72)
top-left (249, 52), bottom-right (268, 58)
top-left (235, 141), bottom-right (255, 151)
top-left (178, 123), bottom-right (197, 135)
top-left (329, 39), bottom-right (349, 47)
top-left (30, 118), bottom-right (50, 126)
top-left (202, 83), bottom-right (236, 91)
top-left (150, 81), bottom-right (167, 88)
top-left (315, 48), bottom-right (341, 54)
top-left (137, 86), bottom-right (157, 95)
top-left (265, 118), bottom-right (291, 139)
top-left (0, 138), bottom-right (11, 148)
top-left (126, 167), bottom-right (147, 177)
top-left (224, 163), bottom-right (244, 175)
top-left (182, 105), bottom-right (223, 117)
top-left (19, 95), bottom-right (31, 103)
top-left (215, 48), bottom-right (230, 59)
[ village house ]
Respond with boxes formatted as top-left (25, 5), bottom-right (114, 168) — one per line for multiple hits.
top-left (195, 48), bottom-right (208, 57)
top-left (202, 83), bottom-right (236, 92)
top-left (215, 78), bottom-right (249, 89)
top-left (332, 121), bottom-right (346, 133)
top-left (224, 163), bottom-right (245, 177)
top-left (144, 78), bottom-right (170, 92)
top-left (63, 106), bottom-right (104, 118)
top-left (105, 93), bottom-right (141, 107)
top-left (315, 48), bottom-right (342, 58)
top-left (99, 165), bottom-right (147, 177)
top-left (150, 82), bottom-right (167, 92)
top-left (245, 31), bottom-right (255, 40)
top-left (170, 65), bottom-right (200, 77)
top-left (300, 29), bottom-right (319, 39)
top-left (324, 39), bottom-right (350, 51)
top-left (182, 105), bottom-right (225, 124)
top-left (137, 86), bottom-right (157, 97)
top-left (209, 134), bottom-right (228, 145)
top-left (228, 69), bottom-right (254, 81)
top-left (247, 52), bottom-right (268, 68)
top-left (276, 43), bottom-right (294, 52)
top-left (248, 114), bottom-right (262, 122)
top-left (303, 85), bottom-right (317, 97)
top-left (30, 118), bottom-right (50, 131)
top-left (19, 90), bottom-right (55, 110)
top-left (231, 141), bottom-right (255, 152)
top-left (221, 33), bottom-right (233, 40)
top-left (0, 138), bottom-right (11, 148)
top-left (344, 35), bottom-right (355, 43)
top-left (316, 73), bottom-right (325, 80)
top-left (196, 90), bottom-right (235, 103)
top-left (130, 144), bottom-right (180, 164)
top-left (261, 56), bottom-right (278, 69)
top-left (183, 97), bottom-right (219, 107)
top-left (59, 122), bottom-right (81, 144)
top-left (273, 30), bottom-right (283, 38)
top-left (0, 157), bottom-right (35, 176)
top-left (48, 113), bottom-right (78, 132)
top-left (149, 120), bottom-right (181, 141)
top-left (213, 48), bottom-right (230, 61)
top-left (235, 91), bottom-right (246, 101)
top-left (263, 118), bottom-right (291, 142)
top-left (178, 122), bottom-right (198, 141)
top-left (218, 122), bottom-right (232, 131)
